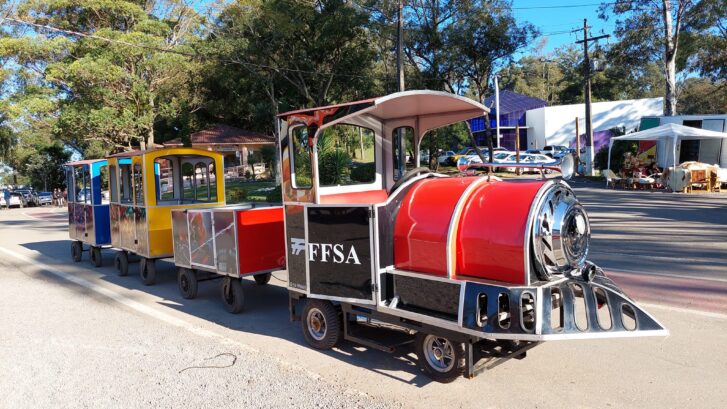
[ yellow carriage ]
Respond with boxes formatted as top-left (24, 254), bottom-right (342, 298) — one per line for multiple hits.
top-left (107, 147), bottom-right (225, 284)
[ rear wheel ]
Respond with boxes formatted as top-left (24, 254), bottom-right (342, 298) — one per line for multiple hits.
top-left (414, 332), bottom-right (466, 383)
top-left (114, 252), bottom-right (129, 276)
top-left (221, 277), bottom-right (244, 314)
top-left (177, 268), bottom-right (198, 299)
top-left (301, 300), bottom-right (342, 350)
top-left (71, 241), bottom-right (82, 262)
top-left (90, 246), bottom-right (102, 267)
top-left (253, 272), bottom-right (271, 285)
top-left (139, 258), bottom-right (156, 286)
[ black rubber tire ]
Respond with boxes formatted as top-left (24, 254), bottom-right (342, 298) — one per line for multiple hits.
top-left (139, 257), bottom-right (156, 286)
top-left (90, 246), bottom-right (102, 267)
top-left (221, 277), bottom-right (244, 314)
top-left (414, 332), bottom-right (466, 383)
top-left (114, 252), bottom-right (129, 277)
top-left (301, 300), bottom-right (342, 350)
top-left (71, 241), bottom-right (82, 262)
top-left (253, 272), bottom-right (271, 285)
top-left (178, 268), bottom-right (198, 299)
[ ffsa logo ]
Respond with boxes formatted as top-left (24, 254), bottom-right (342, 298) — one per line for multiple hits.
top-left (290, 238), bottom-right (361, 265)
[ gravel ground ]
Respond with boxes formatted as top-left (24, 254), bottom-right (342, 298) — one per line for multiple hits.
top-left (0, 255), bottom-right (401, 409)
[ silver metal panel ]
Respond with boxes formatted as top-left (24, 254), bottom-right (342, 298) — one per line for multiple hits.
top-left (212, 209), bottom-right (238, 277)
top-left (188, 210), bottom-right (216, 269)
top-left (171, 209), bottom-right (191, 268)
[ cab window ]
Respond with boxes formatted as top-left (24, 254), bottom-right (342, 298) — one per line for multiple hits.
top-left (318, 124), bottom-right (376, 187)
top-left (290, 126), bottom-right (312, 189)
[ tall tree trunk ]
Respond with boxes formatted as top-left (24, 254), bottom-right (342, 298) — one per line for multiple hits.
top-left (662, 0), bottom-right (678, 116)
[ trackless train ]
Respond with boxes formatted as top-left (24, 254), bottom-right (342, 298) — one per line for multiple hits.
top-left (66, 91), bottom-right (667, 382)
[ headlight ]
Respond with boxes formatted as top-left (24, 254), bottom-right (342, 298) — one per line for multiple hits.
top-left (531, 184), bottom-right (590, 280)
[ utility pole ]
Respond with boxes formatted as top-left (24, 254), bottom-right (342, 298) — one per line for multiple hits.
top-left (395, 0), bottom-right (406, 177)
top-left (575, 19), bottom-right (609, 176)
top-left (396, 0), bottom-right (405, 92)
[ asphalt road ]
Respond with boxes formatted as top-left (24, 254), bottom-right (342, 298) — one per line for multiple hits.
top-left (0, 187), bottom-right (726, 408)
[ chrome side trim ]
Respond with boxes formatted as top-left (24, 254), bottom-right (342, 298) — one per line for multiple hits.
top-left (523, 180), bottom-right (557, 285)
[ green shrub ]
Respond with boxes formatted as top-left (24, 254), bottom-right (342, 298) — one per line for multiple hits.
top-left (350, 162), bottom-right (375, 183)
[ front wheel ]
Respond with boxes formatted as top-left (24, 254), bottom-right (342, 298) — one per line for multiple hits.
top-left (414, 332), bottom-right (466, 383)
top-left (253, 272), bottom-right (271, 285)
top-left (71, 241), bottom-right (82, 262)
top-left (221, 277), bottom-right (244, 314)
top-left (139, 258), bottom-right (156, 286)
top-left (177, 268), bottom-right (198, 299)
top-left (301, 300), bottom-right (342, 350)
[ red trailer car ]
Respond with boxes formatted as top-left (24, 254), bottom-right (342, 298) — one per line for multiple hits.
top-left (171, 203), bottom-right (285, 313)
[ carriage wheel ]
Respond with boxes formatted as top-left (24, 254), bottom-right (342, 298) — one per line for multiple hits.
top-left (414, 332), bottom-right (466, 383)
top-left (114, 252), bottom-right (129, 277)
top-left (90, 246), bottom-right (102, 268)
top-left (253, 272), bottom-right (271, 285)
top-left (177, 268), bottom-right (198, 299)
top-left (301, 300), bottom-right (342, 350)
top-left (139, 258), bottom-right (156, 286)
top-left (220, 277), bottom-right (244, 314)
top-left (71, 241), bottom-right (83, 262)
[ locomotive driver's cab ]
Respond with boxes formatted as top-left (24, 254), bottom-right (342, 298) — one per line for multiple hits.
top-left (277, 91), bottom-right (490, 303)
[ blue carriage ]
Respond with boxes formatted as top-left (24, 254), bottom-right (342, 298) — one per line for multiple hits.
top-left (65, 159), bottom-right (113, 266)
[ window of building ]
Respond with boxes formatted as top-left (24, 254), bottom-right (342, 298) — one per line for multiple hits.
top-left (290, 126), bottom-right (312, 189)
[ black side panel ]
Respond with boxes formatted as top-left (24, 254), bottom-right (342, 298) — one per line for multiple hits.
top-left (285, 205), bottom-right (307, 291)
top-left (393, 274), bottom-right (460, 321)
top-left (307, 206), bottom-right (373, 301)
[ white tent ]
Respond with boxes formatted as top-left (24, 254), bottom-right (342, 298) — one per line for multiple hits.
top-left (607, 123), bottom-right (727, 175)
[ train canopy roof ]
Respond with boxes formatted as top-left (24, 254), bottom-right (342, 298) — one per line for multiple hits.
top-left (278, 90), bottom-right (489, 137)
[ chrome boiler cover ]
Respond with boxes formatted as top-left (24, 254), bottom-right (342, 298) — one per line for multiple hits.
top-left (531, 183), bottom-right (590, 281)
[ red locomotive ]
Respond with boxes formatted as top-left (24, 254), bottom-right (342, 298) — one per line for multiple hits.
top-left (275, 90), bottom-right (667, 382)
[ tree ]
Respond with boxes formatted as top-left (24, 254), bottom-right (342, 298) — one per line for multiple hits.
top-left (684, 0), bottom-right (726, 81)
top-left (677, 77), bottom-right (727, 114)
top-left (1, 0), bottom-right (202, 153)
top-left (600, 0), bottom-right (697, 116)
top-left (23, 143), bottom-right (71, 190)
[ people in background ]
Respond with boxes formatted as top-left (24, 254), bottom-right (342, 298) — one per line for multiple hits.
top-left (648, 160), bottom-right (662, 175)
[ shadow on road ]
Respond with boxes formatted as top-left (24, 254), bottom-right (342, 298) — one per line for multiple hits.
top-left (19, 240), bottom-right (435, 387)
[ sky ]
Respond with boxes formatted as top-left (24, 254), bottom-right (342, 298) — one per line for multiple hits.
top-left (511, 1), bottom-right (617, 55)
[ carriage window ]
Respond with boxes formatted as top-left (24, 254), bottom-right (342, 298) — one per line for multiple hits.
top-left (119, 164), bottom-right (133, 204)
top-left (133, 164), bottom-right (144, 206)
top-left (208, 162), bottom-right (217, 202)
top-left (318, 125), bottom-right (376, 187)
top-left (195, 162), bottom-right (209, 201)
top-left (109, 165), bottom-right (118, 203)
top-left (74, 167), bottom-right (86, 203)
top-left (66, 168), bottom-right (76, 203)
top-left (155, 157), bottom-right (176, 203)
top-left (182, 162), bottom-right (195, 202)
top-left (291, 126), bottom-right (312, 188)
top-left (99, 165), bottom-right (110, 204)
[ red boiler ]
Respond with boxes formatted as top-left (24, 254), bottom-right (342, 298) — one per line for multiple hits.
top-left (394, 177), bottom-right (588, 285)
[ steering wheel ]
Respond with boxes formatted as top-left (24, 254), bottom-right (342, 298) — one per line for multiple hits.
top-left (390, 167), bottom-right (432, 193)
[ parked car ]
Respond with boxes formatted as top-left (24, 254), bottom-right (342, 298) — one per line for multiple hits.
top-left (38, 191), bottom-right (53, 206)
top-left (437, 150), bottom-right (455, 165)
top-left (8, 192), bottom-right (27, 208)
top-left (14, 189), bottom-right (39, 207)
top-left (540, 145), bottom-right (575, 158)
